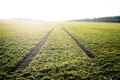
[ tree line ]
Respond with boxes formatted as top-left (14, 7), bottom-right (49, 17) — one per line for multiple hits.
top-left (70, 16), bottom-right (120, 23)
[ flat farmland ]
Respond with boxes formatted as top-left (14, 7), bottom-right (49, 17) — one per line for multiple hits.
top-left (0, 22), bottom-right (120, 79)
top-left (62, 22), bottom-right (120, 79)
top-left (62, 22), bottom-right (120, 56)
top-left (0, 22), bottom-right (54, 78)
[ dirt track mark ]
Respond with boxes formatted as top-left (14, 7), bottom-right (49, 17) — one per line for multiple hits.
top-left (14, 26), bottom-right (55, 70)
top-left (61, 25), bottom-right (94, 58)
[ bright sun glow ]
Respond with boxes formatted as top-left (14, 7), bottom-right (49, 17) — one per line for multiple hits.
top-left (0, 0), bottom-right (120, 21)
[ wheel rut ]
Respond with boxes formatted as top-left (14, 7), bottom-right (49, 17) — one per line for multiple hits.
top-left (14, 26), bottom-right (55, 71)
top-left (61, 25), bottom-right (94, 58)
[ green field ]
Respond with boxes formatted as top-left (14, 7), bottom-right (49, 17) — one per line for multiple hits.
top-left (0, 22), bottom-right (120, 80)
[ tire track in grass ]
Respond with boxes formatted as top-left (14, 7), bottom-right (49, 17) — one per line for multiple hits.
top-left (61, 25), bottom-right (94, 58)
top-left (14, 26), bottom-right (56, 70)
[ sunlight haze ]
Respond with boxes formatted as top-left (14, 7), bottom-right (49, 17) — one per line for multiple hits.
top-left (0, 0), bottom-right (120, 21)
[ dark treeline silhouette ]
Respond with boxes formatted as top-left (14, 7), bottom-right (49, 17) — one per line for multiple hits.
top-left (69, 16), bottom-right (120, 23)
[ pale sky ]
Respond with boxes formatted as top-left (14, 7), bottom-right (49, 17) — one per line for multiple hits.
top-left (0, 0), bottom-right (120, 21)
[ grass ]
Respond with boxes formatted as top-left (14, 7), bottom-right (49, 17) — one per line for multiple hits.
top-left (13, 25), bottom-right (89, 80)
top-left (62, 22), bottom-right (120, 79)
top-left (0, 22), bottom-right (120, 79)
top-left (62, 22), bottom-right (120, 56)
top-left (0, 22), bottom-right (54, 79)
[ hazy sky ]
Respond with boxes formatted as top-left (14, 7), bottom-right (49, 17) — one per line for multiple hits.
top-left (0, 0), bottom-right (120, 21)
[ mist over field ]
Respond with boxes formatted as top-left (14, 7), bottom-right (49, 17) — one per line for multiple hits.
top-left (0, 0), bottom-right (120, 80)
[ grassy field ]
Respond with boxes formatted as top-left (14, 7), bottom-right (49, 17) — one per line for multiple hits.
top-left (62, 22), bottom-right (120, 79)
top-left (0, 22), bottom-right (120, 79)
top-left (0, 22), bottom-right (54, 79)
